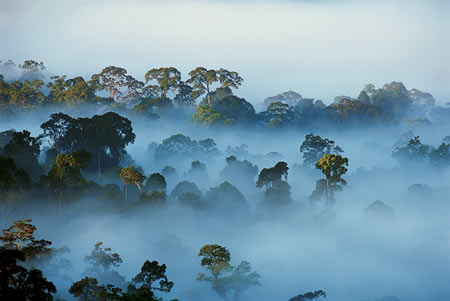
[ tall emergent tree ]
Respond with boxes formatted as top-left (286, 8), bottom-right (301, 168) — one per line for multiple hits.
top-left (44, 151), bottom-right (90, 215)
top-left (188, 67), bottom-right (243, 104)
top-left (197, 244), bottom-right (260, 301)
top-left (90, 66), bottom-right (144, 103)
top-left (120, 166), bottom-right (145, 202)
top-left (143, 67), bottom-right (182, 98)
top-left (311, 154), bottom-right (349, 207)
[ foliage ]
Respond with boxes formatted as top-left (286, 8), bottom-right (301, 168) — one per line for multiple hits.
top-left (40, 112), bottom-right (136, 175)
top-left (0, 248), bottom-right (56, 300)
top-left (256, 161), bottom-right (289, 189)
top-left (197, 244), bottom-right (260, 301)
top-left (300, 133), bottom-right (343, 168)
top-left (90, 66), bottom-right (144, 103)
top-left (144, 67), bottom-right (181, 98)
top-left (1, 130), bottom-right (42, 180)
top-left (203, 181), bottom-right (249, 214)
top-left (154, 134), bottom-right (219, 163)
top-left (392, 136), bottom-right (433, 167)
top-left (311, 154), bottom-right (349, 207)
top-left (289, 290), bottom-right (327, 301)
top-left (145, 173), bottom-right (167, 192)
top-left (190, 104), bottom-right (235, 128)
top-left (83, 242), bottom-right (126, 288)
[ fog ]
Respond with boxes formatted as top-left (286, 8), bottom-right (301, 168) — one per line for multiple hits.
top-left (1, 105), bottom-right (450, 300)
top-left (1, 0), bottom-right (449, 103)
top-left (1, 0), bottom-right (450, 300)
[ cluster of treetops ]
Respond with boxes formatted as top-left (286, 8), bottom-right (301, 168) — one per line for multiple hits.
top-left (0, 219), bottom-right (327, 300)
top-left (0, 109), bottom-right (449, 220)
top-left (1, 59), bottom-right (449, 129)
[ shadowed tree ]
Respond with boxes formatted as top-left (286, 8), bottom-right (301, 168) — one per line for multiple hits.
top-left (128, 260), bottom-right (174, 296)
top-left (0, 248), bottom-right (56, 301)
top-left (2, 130), bottom-right (42, 180)
top-left (69, 277), bottom-right (103, 301)
top-left (289, 290), bottom-right (327, 301)
top-left (300, 133), bottom-right (343, 168)
top-left (145, 173), bottom-right (167, 192)
top-left (392, 136), bottom-right (432, 167)
top-left (83, 242), bottom-right (126, 288)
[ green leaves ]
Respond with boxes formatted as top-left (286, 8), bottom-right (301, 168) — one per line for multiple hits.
top-left (144, 67), bottom-right (181, 98)
top-left (197, 244), bottom-right (260, 301)
top-left (120, 166), bottom-right (145, 190)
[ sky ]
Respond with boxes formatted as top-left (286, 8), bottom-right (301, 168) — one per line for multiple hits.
top-left (1, 0), bottom-right (449, 105)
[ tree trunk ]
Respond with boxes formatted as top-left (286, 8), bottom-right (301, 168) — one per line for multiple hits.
top-left (326, 178), bottom-right (331, 208)
top-left (233, 290), bottom-right (241, 301)
top-left (206, 83), bottom-right (211, 105)
top-left (98, 152), bottom-right (101, 179)
top-left (59, 184), bottom-right (62, 216)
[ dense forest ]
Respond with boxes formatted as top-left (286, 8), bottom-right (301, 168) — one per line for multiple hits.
top-left (1, 59), bottom-right (450, 301)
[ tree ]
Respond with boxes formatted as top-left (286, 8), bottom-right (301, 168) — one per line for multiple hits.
top-left (47, 75), bottom-right (95, 106)
top-left (69, 277), bottom-right (103, 301)
top-left (90, 66), bottom-right (144, 103)
top-left (0, 248), bottom-right (56, 300)
top-left (203, 182), bottom-right (249, 215)
top-left (43, 152), bottom-right (89, 215)
top-left (256, 161), bottom-right (288, 189)
top-left (174, 80), bottom-right (195, 107)
top-left (1, 220), bottom-right (71, 279)
top-left (197, 244), bottom-right (232, 301)
top-left (265, 102), bottom-right (294, 128)
top-left (40, 112), bottom-right (136, 177)
top-left (39, 112), bottom-right (75, 152)
top-left (8, 79), bottom-right (46, 107)
top-left (229, 261), bottom-right (261, 301)
top-left (2, 130), bottom-right (42, 180)
top-left (188, 67), bottom-right (218, 104)
top-left (217, 68), bottom-right (243, 91)
top-left (171, 181), bottom-right (202, 200)
top-left (300, 133), bottom-right (343, 168)
top-left (429, 142), bottom-right (450, 168)
top-left (289, 290), bottom-right (327, 301)
top-left (392, 136), bottom-right (432, 167)
top-left (311, 154), bottom-right (349, 207)
top-left (197, 244), bottom-right (260, 301)
top-left (143, 67), bottom-right (181, 98)
top-left (1, 219), bottom-right (36, 250)
top-left (219, 156), bottom-right (258, 191)
top-left (129, 260), bottom-right (174, 294)
top-left (18, 60), bottom-right (46, 80)
top-left (120, 166), bottom-right (145, 203)
top-left (0, 156), bottom-right (30, 195)
top-left (145, 173), bottom-right (167, 192)
top-left (190, 104), bottom-right (235, 128)
top-left (83, 242), bottom-right (126, 288)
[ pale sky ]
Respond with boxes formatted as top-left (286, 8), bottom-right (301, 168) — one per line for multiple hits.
top-left (1, 0), bottom-right (449, 104)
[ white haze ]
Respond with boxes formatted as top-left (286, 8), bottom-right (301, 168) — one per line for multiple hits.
top-left (1, 0), bottom-right (449, 104)
top-left (1, 109), bottom-right (450, 300)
